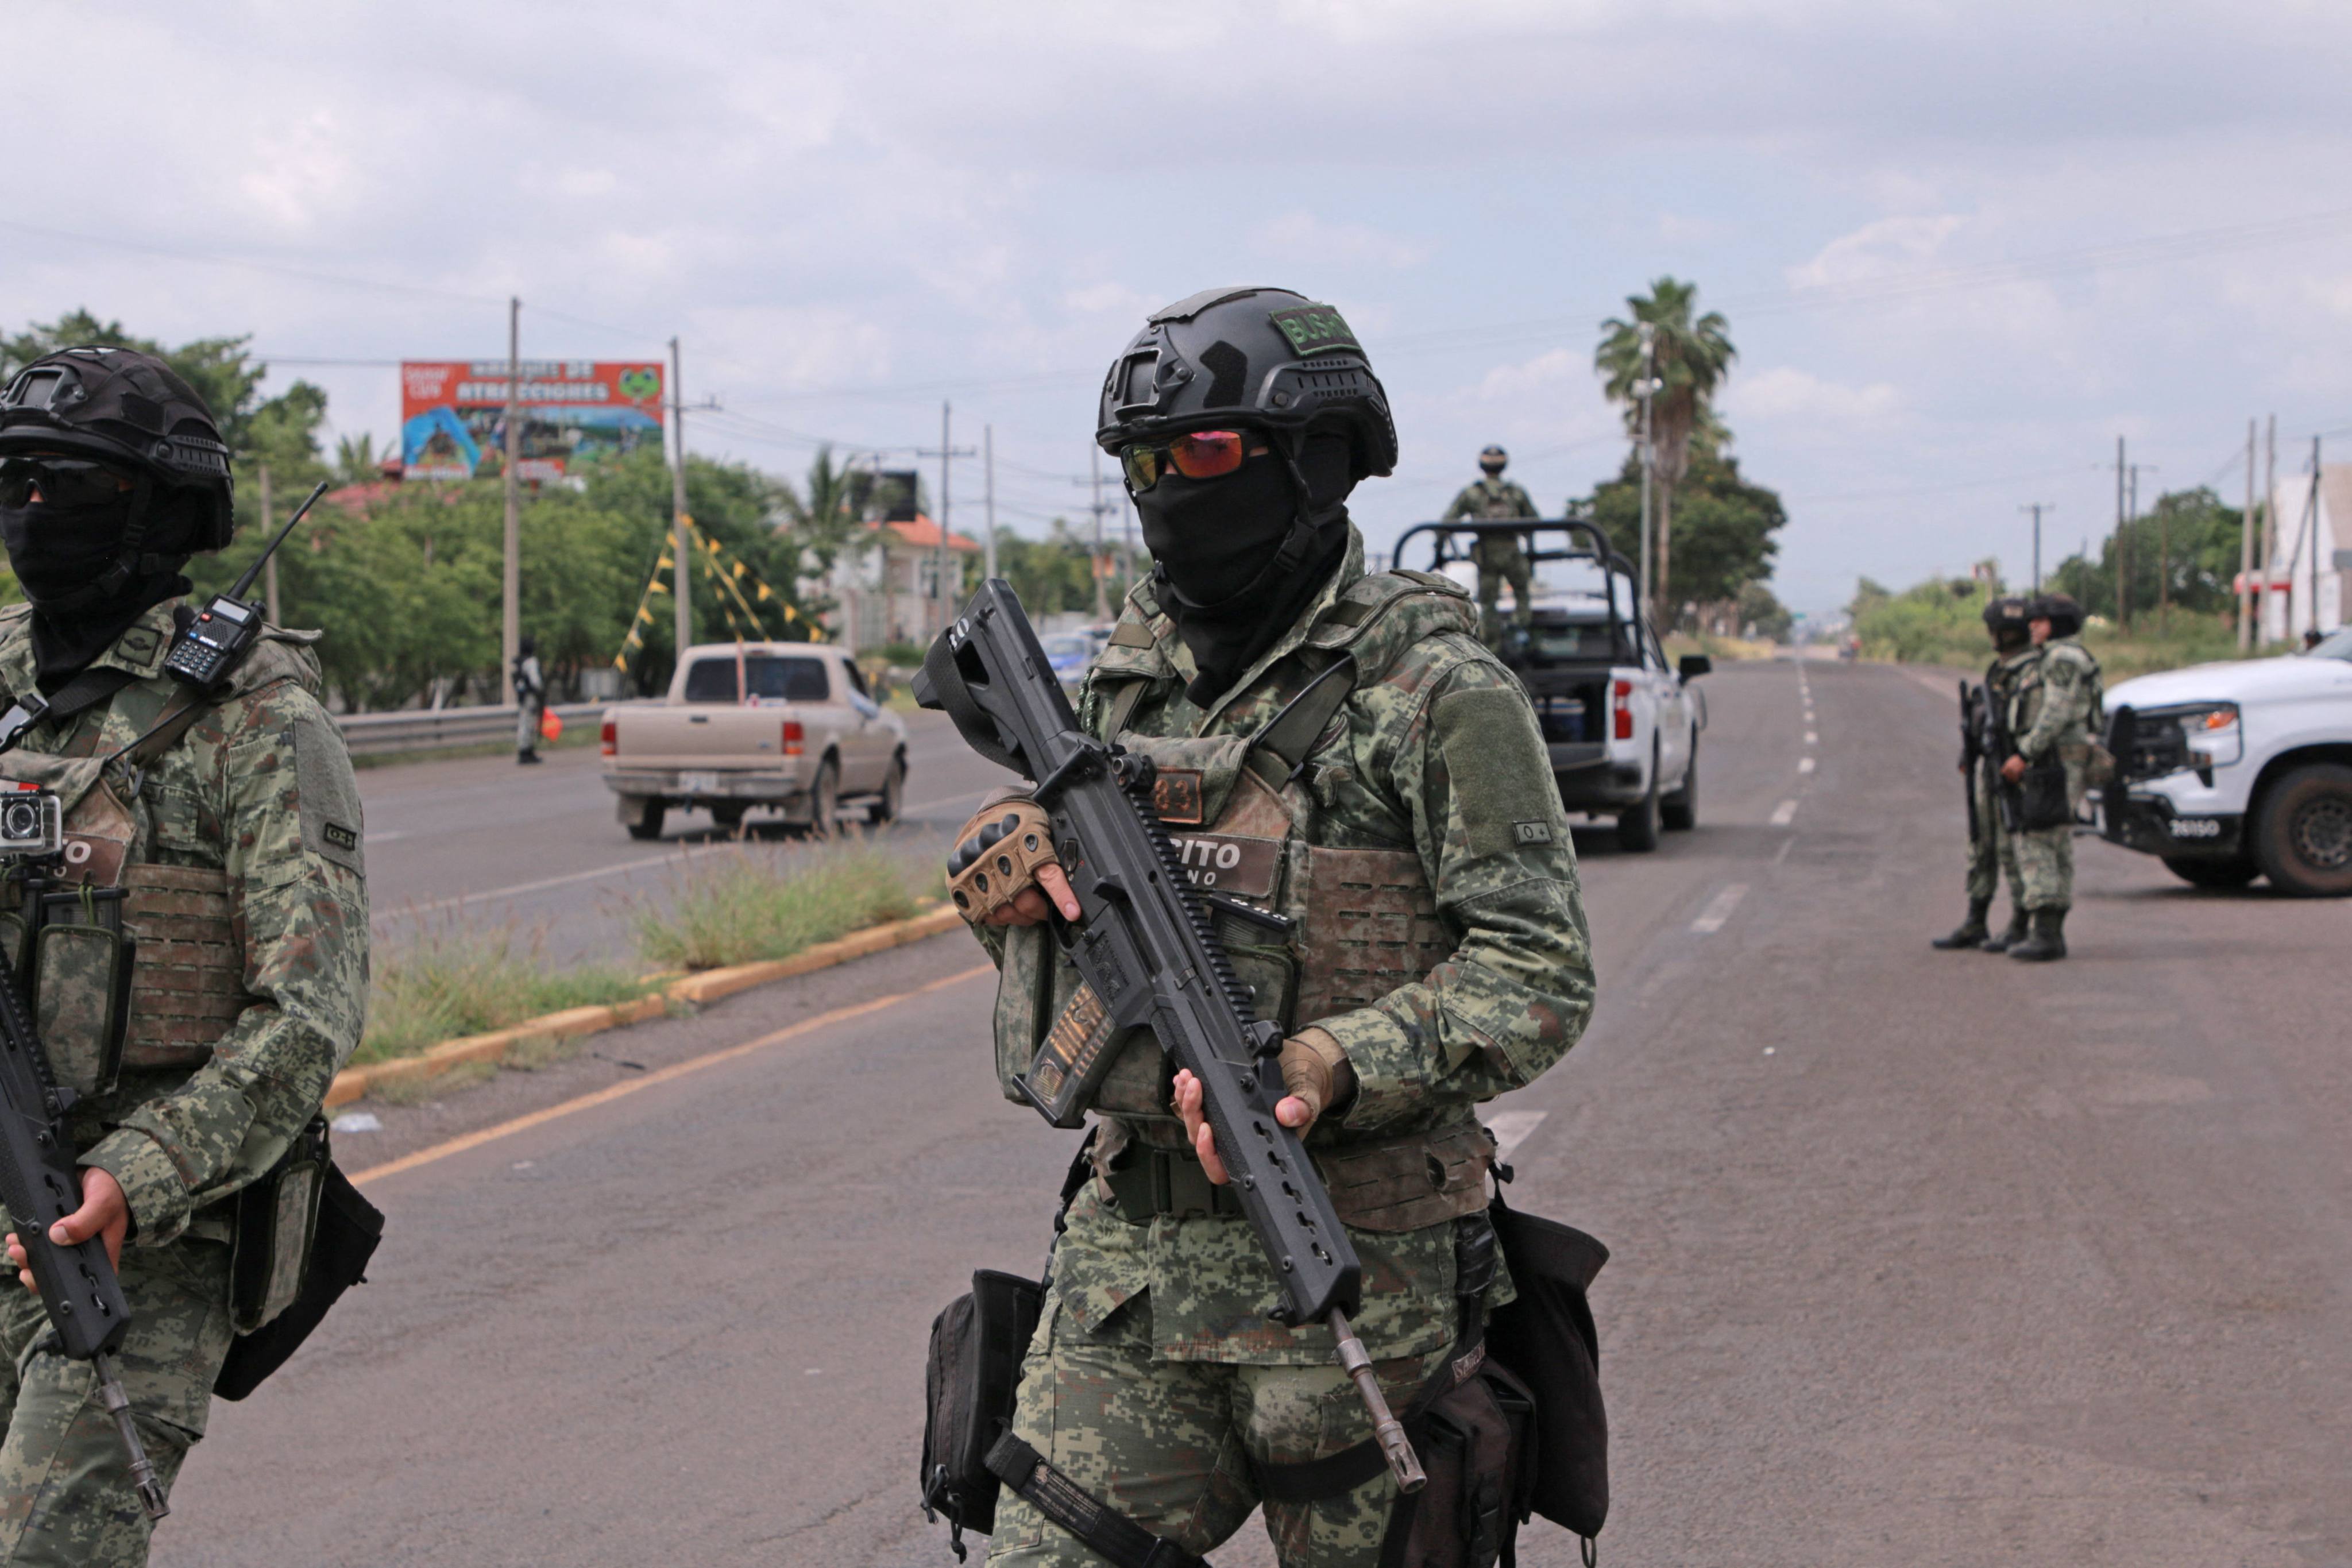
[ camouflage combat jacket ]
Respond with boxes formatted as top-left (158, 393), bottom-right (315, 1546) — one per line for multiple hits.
top-left (0, 601), bottom-right (369, 1249)
top-left (2010, 636), bottom-right (2101, 763)
top-left (975, 529), bottom-right (1596, 1364)
top-left (1440, 477), bottom-right (1536, 523)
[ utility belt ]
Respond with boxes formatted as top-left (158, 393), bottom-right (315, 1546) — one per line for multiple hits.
top-left (921, 1139), bottom-right (1611, 1568)
top-left (1103, 1122), bottom-right (1498, 1234)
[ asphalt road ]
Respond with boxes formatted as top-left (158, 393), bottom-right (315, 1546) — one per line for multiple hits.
top-left (358, 706), bottom-right (1008, 965)
top-left (154, 655), bottom-right (2351, 1567)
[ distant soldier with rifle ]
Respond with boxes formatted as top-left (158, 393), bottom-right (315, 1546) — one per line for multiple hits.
top-left (0, 349), bottom-right (373, 1564)
top-left (937, 289), bottom-right (1596, 1566)
top-left (1996, 593), bottom-right (2103, 962)
top-left (1932, 596), bottom-right (2037, 952)
top-left (1442, 445), bottom-right (1538, 646)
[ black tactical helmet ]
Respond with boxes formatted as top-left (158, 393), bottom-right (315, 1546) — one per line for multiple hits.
top-left (0, 346), bottom-right (234, 550)
top-left (2030, 592), bottom-right (2084, 637)
top-left (1095, 287), bottom-right (1397, 482)
top-left (1982, 595), bottom-right (2032, 640)
top-left (1480, 444), bottom-right (1507, 472)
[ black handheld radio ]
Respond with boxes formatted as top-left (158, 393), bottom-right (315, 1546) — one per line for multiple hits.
top-left (163, 480), bottom-right (330, 689)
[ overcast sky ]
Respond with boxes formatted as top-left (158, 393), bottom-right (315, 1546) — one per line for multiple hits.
top-left (10, 0), bottom-right (2352, 615)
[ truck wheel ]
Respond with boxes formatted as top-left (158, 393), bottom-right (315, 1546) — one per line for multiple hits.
top-left (1660, 741), bottom-right (1697, 832)
top-left (867, 754), bottom-right (906, 825)
top-left (623, 798), bottom-right (666, 841)
top-left (2161, 854), bottom-right (2258, 889)
top-left (1616, 744), bottom-right (1661, 853)
top-left (2250, 762), bottom-right (2352, 897)
top-left (804, 759), bottom-right (840, 841)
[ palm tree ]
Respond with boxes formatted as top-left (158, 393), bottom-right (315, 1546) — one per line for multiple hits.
top-left (1596, 278), bottom-right (1736, 625)
top-left (334, 432), bottom-right (385, 485)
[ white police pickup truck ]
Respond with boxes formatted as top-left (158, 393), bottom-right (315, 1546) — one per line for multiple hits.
top-left (2100, 625), bottom-right (2352, 895)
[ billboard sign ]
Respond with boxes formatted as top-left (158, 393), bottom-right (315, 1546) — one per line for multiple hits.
top-left (400, 360), bottom-right (665, 481)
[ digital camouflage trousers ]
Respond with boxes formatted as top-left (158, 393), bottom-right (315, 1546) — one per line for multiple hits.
top-left (986, 1290), bottom-right (1446, 1568)
top-left (1475, 557), bottom-right (1533, 642)
top-left (2010, 822), bottom-right (2073, 911)
top-left (1964, 768), bottom-right (2023, 906)
top-left (0, 1237), bottom-right (233, 1567)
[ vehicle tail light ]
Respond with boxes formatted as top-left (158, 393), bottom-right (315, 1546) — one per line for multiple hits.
top-left (1613, 679), bottom-right (1634, 741)
top-left (600, 719), bottom-right (616, 758)
top-left (782, 720), bottom-right (804, 757)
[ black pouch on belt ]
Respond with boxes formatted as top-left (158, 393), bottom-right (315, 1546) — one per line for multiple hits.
top-left (921, 1269), bottom-right (1045, 1557)
top-left (2014, 759), bottom-right (2073, 831)
top-left (214, 1125), bottom-right (385, 1401)
top-left (1483, 1190), bottom-right (1611, 1544)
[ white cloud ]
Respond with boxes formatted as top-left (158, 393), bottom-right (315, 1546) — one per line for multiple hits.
top-left (1788, 214), bottom-right (1965, 288)
top-left (1470, 348), bottom-right (1588, 402)
top-left (236, 111), bottom-right (357, 232)
top-left (1254, 213), bottom-right (1431, 270)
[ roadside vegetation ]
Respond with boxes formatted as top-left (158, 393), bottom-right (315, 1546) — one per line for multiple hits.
top-left (1849, 482), bottom-right (2290, 678)
top-left (358, 838), bottom-right (931, 1067)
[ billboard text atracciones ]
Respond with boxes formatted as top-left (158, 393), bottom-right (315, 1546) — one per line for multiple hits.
top-left (400, 361), bottom-right (666, 481)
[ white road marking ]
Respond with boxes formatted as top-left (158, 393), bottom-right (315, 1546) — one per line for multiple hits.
top-left (1770, 799), bottom-right (1798, 826)
top-left (1484, 1110), bottom-right (1550, 1165)
top-left (1690, 883), bottom-right (1749, 933)
top-left (1805, 731), bottom-right (1818, 745)
top-left (384, 852), bottom-right (688, 920)
top-left (1799, 756), bottom-right (1817, 774)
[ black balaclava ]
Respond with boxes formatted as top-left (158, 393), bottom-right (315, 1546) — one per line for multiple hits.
top-left (0, 486), bottom-right (196, 690)
top-left (1138, 431), bottom-right (1355, 705)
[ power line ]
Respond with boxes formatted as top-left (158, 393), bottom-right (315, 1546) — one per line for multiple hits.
top-left (0, 218), bottom-right (500, 306)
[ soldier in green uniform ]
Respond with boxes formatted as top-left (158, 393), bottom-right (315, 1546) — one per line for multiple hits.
top-left (1933, 596), bottom-right (2037, 951)
top-left (949, 289), bottom-right (1596, 1567)
top-left (0, 348), bottom-right (369, 1565)
top-left (1441, 445), bottom-right (1538, 643)
top-left (2000, 592), bottom-right (2100, 961)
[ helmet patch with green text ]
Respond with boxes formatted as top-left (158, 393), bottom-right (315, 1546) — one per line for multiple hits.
top-left (1269, 303), bottom-right (1361, 358)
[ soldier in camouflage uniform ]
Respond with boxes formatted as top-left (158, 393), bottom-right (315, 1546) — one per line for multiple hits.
top-left (952, 289), bottom-right (1595, 1567)
top-left (0, 348), bottom-right (369, 1565)
top-left (1440, 446), bottom-right (1538, 644)
top-left (2000, 593), bottom-right (2101, 961)
top-left (1933, 596), bottom-right (2037, 952)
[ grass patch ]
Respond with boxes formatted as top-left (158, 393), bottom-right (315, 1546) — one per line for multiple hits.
top-left (369, 1059), bottom-right (495, 1105)
top-left (357, 921), bottom-right (654, 1067)
top-left (627, 839), bottom-right (924, 971)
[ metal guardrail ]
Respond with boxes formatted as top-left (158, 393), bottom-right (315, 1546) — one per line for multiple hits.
top-left (336, 700), bottom-right (626, 758)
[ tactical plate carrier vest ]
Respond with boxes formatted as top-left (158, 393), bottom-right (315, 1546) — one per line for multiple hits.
top-left (993, 571), bottom-right (1494, 1231)
top-left (0, 638), bottom-right (314, 1097)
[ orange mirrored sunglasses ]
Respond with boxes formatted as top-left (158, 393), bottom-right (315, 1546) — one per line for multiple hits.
top-left (1119, 430), bottom-right (1249, 491)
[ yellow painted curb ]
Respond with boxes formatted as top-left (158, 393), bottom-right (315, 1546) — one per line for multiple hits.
top-left (327, 902), bottom-right (961, 1108)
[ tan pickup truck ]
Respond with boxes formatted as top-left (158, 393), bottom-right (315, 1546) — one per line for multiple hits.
top-left (601, 642), bottom-right (907, 839)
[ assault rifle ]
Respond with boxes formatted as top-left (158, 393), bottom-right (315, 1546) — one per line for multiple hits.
top-left (1981, 681), bottom-right (2022, 835)
top-left (0, 835), bottom-right (168, 1519)
top-left (1956, 681), bottom-right (1983, 841)
top-left (915, 580), bottom-right (1428, 1493)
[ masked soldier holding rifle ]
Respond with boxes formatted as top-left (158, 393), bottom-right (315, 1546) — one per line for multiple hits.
top-left (941, 289), bottom-right (1597, 1567)
top-left (1933, 595), bottom-right (2037, 952)
top-left (0, 348), bottom-right (370, 1565)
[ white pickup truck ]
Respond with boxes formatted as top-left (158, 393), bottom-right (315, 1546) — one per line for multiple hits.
top-left (2099, 625), bottom-right (2352, 895)
top-left (1395, 519), bottom-right (1708, 852)
top-left (601, 642), bottom-right (907, 840)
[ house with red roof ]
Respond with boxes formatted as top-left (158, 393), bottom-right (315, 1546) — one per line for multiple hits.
top-left (828, 513), bottom-right (982, 650)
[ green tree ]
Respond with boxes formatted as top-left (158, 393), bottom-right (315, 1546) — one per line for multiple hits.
top-left (334, 433), bottom-right (388, 485)
top-left (2049, 486), bottom-right (2249, 628)
top-left (1594, 278), bottom-right (1737, 620)
top-left (1584, 442), bottom-right (1782, 613)
top-left (992, 519), bottom-right (1100, 617)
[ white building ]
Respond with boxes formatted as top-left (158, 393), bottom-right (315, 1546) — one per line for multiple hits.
top-left (825, 515), bottom-right (982, 651)
top-left (2259, 462), bottom-right (2351, 643)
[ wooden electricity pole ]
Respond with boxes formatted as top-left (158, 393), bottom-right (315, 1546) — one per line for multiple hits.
top-left (257, 464), bottom-right (282, 624)
top-left (501, 297), bottom-right (522, 705)
top-left (670, 337), bottom-right (692, 662)
top-left (2238, 418), bottom-right (2257, 651)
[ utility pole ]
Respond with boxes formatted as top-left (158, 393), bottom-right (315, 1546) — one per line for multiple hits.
top-left (982, 423), bottom-right (998, 583)
top-left (1088, 448), bottom-right (1110, 620)
top-left (2238, 418), bottom-right (2257, 651)
top-left (2128, 462), bottom-right (2156, 634)
top-left (2019, 502), bottom-right (2053, 593)
top-left (2258, 414), bottom-right (2278, 646)
top-left (1636, 322), bottom-right (1658, 624)
top-left (2114, 436), bottom-right (2127, 632)
top-left (502, 296), bottom-right (522, 705)
top-left (670, 337), bottom-right (692, 663)
top-left (917, 402), bottom-right (978, 639)
top-left (257, 464), bottom-right (283, 624)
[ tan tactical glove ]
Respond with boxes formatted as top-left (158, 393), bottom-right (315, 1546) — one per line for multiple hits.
top-left (1277, 1026), bottom-right (1356, 1129)
top-left (947, 794), bottom-right (1063, 924)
